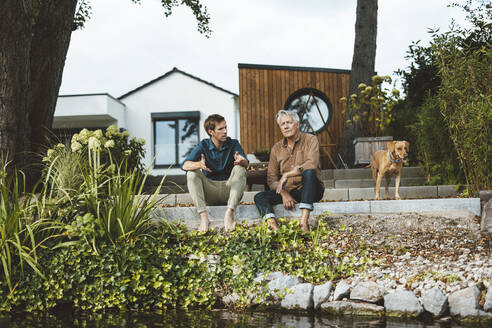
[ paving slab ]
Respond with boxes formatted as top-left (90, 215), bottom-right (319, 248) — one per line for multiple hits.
top-left (370, 198), bottom-right (481, 216)
top-left (152, 198), bottom-right (481, 229)
top-left (349, 186), bottom-right (437, 200)
top-left (322, 188), bottom-right (349, 201)
top-left (335, 177), bottom-right (427, 189)
top-left (438, 185), bottom-right (460, 198)
top-left (332, 167), bottom-right (425, 180)
top-left (155, 194), bottom-right (176, 205)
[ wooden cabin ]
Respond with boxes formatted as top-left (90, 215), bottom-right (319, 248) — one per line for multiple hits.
top-left (238, 63), bottom-right (350, 168)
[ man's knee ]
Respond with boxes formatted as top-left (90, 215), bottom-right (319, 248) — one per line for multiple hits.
top-left (187, 170), bottom-right (202, 183)
top-left (231, 165), bottom-right (247, 177)
top-left (254, 191), bottom-right (265, 203)
top-left (302, 169), bottom-right (316, 181)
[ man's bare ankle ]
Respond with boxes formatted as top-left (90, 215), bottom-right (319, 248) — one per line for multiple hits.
top-left (198, 212), bottom-right (210, 232)
top-left (224, 209), bottom-right (235, 232)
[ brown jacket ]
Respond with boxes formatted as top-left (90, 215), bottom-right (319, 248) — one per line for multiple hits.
top-left (267, 132), bottom-right (323, 192)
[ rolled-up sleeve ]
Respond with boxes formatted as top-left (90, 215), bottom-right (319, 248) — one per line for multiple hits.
top-left (180, 143), bottom-right (202, 171)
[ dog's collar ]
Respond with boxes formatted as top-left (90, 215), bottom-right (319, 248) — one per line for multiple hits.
top-left (388, 150), bottom-right (401, 163)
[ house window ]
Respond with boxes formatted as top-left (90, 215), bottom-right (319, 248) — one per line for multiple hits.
top-left (152, 111), bottom-right (200, 167)
top-left (284, 88), bottom-right (333, 134)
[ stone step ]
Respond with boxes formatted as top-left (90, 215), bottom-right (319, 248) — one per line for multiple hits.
top-left (152, 198), bottom-right (481, 230)
top-left (155, 185), bottom-right (461, 206)
top-left (332, 177), bottom-right (427, 189)
top-left (321, 166), bottom-right (426, 180)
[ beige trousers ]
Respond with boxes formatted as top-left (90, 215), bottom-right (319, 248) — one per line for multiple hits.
top-left (186, 165), bottom-right (247, 214)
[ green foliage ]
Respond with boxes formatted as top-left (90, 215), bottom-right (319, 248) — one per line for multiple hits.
top-left (0, 159), bottom-right (49, 291)
top-left (388, 0), bottom-right (491, 189)
top-left (253, 147), bottom-right (270, 162)
top-left (408, 95), bottom-right (464, 185)
top-left (0, 216), bottom-right (372, 312)
top-left (71, 159), bottom-right (167, 252)
top-left (430, 11), bottom-right (492, 192)
top-left (340, 75), bottom-right (400, 137)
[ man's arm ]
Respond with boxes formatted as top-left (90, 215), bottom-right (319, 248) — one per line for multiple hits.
top-left (183, 154), bottom-right (212, 172)
top-left (232, 140), bottom-right (249, 168)
top-left (181, 142), bottom-right (212, 172)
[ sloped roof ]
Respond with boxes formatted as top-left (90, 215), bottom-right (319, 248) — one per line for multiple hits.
top-left (118, 67), bottom-right (238, 99)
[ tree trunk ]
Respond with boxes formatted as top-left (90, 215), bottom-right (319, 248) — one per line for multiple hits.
top-left (338, 0), bottom-right (378, 168)
top-left (0, 0), bottom-right (32, 167)
top-left (29, 0), bottom-right (78, 182)
top-left (0, 0), bottom-right (76, 185)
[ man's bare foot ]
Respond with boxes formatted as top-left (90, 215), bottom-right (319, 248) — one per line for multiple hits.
top-left (299, 218), bottom-right (309, 233)
top-left (198, 212), bottom-right (210, 233)
top-left (224, 208), bottom-right (236, 232)
top-left (266, 218), bottom-right (279, 231)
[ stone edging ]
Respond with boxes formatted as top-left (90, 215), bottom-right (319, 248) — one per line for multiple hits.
top-left (223, 272), bottom-right (492, 326)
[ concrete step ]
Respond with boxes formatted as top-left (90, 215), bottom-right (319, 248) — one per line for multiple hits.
top-left (152, 198), bottom-right (481, 230)
top-left (156, 185), bottom-right (461, 206)
top-left (332, 177), bottom-right (427, 189)
top-left (321, 166), bottom-right (426, 180)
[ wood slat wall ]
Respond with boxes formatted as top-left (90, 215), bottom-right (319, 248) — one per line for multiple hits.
top-left (238, 65), bottom-right (350, 168)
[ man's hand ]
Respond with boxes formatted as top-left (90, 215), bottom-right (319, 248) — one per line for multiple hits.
top-left (234, 152), bottom-right (248, 167)
top-left (280, 190), bottom-right (296, 210)
top-left (200, 154), bottom-right (212, 172)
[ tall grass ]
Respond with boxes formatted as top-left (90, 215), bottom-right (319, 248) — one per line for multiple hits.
top-left (0, 159), bottom-right (45, 291)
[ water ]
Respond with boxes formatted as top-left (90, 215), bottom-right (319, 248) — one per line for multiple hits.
top-left (0, 310), bottom-right (464, 328)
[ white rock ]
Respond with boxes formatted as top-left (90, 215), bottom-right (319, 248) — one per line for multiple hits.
top-left (448, 285), bottom-right (480, 317)
top-left (281, 283), bottom-right (314, 310)
top-left (313, 282), bottom-right (333, 309)
top-left (333, 280), bottom-right (351, 301)
top-left (384, 290), bottom-right (423, 316)
top-left (422, 287), bottom-right (448, 317)
top-left (350, 281), bottom-right (383, 303)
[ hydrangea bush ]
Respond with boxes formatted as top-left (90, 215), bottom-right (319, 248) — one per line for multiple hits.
top-left (70, 125), bottom-right (146, 173)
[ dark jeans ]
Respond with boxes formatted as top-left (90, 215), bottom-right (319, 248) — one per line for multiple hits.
top-left (254, 169), bottom-right (324, 219)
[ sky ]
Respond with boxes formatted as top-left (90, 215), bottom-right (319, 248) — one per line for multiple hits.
top-left (59, 0), bottom-right (468, 98)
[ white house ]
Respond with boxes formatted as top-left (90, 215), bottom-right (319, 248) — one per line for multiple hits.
top-left (54, 67), bottom-right (239, 175)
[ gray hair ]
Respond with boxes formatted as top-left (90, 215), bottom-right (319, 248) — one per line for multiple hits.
top-left (276, 110), bottom-right (300, 125)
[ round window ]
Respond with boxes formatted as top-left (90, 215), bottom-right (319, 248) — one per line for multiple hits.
top-left (283, 88), bottom-right (333, 134)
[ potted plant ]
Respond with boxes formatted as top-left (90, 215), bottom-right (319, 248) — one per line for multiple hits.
top-left (253, 147), bottom-right (270, 162)
top-left (340, 75), bottom-right (400, 165)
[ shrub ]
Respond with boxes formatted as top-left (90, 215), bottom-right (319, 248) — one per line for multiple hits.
top-left (0, 159), bottom-right (48, 291)
top-left (340, 75), bottom-right (400, 137)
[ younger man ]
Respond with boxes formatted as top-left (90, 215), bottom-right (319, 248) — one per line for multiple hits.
top-left (182, 114), bottom-right (248, 232)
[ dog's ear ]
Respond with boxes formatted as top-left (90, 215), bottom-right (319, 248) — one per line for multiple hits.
top-left (404, 141), bottom-right (410, 151)
top-left (387, 141), bottom-right (396, 153)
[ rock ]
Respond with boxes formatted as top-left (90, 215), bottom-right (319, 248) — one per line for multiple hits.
top-left (254, 271), bottom-right (284, 283)
top-left (313, 282), bottom-right (333, 309)
top-left (268, 275), bottom-right (300, 300)
top-left (222, 293), bottom-right (240, 307)
top-left (384, 290), bottom-right (423, 317)
top-left (281, 283), bottom-right (314, 310)
top-left (421, 287), bottom-right (448, 317)
top-left (320, 301), bottom-right (384, 317)
top-left (350, 281), bottom-right (383, 303)
top-left (484, 288), bottom-right (492, 312)
top-left (448, 286), bottom-right (480, 317)
top-left (333, 280), bottom-right (351, 301)
top-left (482, 198), bottom-right (492, 233)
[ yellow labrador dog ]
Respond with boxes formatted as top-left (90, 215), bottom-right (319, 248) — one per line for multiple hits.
top-left (368, 141), bottom-right (410, 200)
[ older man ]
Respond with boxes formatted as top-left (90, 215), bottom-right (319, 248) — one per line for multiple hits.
top-left (182, 114), bottom-right (248, 232)
top-left (254, 110), bottom-right (324, 232)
